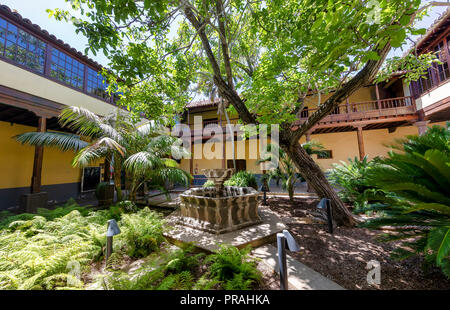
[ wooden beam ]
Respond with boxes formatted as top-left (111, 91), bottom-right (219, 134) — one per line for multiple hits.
top-left (375, 84), bottom-right (382, 109)
top-left (313, 114), bottom-right (418, 129)
top-left (31, 117), bottom-right (46, 193)
top-left (356, 126), bottom-right (365, 160)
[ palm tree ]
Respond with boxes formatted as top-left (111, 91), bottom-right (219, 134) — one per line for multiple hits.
top-left (122, 122), bottom-right (191, 201)
top-left (258, 140), bottom-right (328, 201)
top-left (15, 106), bottom-right (190, 203)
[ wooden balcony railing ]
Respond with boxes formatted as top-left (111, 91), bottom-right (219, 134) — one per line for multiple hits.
top-left (182, 96), bottom-right (417, 137)
top-left (299, 96), bottom-right (416, 123)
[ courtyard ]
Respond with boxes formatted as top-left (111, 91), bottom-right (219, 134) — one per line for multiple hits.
top-left (0, 0), bottom-right (449, 297)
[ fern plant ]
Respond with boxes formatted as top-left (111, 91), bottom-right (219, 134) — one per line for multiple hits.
top-left (0, 204), bottom-right (167, 290)
top-left (102, 245), bottom-right (203, 290)
top-left (360, 124), bottom-right (450, 277)
top-left (119, 208), bottom-right (166, 258)
top-left (205, 245), bottom-right (262, 290)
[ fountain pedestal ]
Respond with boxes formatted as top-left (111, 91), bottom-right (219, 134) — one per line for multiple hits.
top-left (178, 169), bottom-right (261, 234)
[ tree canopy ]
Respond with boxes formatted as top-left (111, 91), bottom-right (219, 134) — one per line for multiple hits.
top-left (49, 0), bottom-right (438, 125)
top-left (47, 0), bottom-right (450, 226)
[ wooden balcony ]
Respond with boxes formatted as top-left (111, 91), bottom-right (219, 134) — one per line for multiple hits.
top-left (297, 96), bottom-right (419, 134)
top-left (180, 96), bottom-right (419, 139)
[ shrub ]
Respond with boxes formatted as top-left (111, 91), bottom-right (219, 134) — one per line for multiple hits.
top-left (0, 204), bottom-right (168, 289)
top-left (0, 209), bottom-right (106, 289)
top-left (205, 245), bottom-right (262, 290)
top-left (0, 198), bottom-right (90, 230)
top-left (102, 246), bottom-right (204, 290)
top-left (328, 156), bottom-right (381, 212)
top-left (203, 180), bottom-right (215, 188)
top-left (224, 171), bottom-right (258, 189)
top-left (115, 200), bottom-right (138, 213)
top-left (102, 244), bottom-right (262, 290)
top-left (120, 207), bottom-right (166, 258)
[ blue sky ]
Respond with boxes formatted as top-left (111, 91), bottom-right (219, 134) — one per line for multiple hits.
top-left (1, 0), bottom-right (448, 66)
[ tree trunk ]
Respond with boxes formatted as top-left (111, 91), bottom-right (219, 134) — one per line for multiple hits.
top-left (283, 140), bottom-right (357, 227)
top-left (183, 4), bottom-right (362, 227)
top-left (113, 156), bottom-right (123, 202)
top-left (287, 180), bottom-right (294, 202)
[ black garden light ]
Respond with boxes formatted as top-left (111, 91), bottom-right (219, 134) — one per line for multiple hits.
top-left (259, 178), bottom-right (270, 206)
top-left (106, 219), bottom-right (121, 261)
top-left (317, 198), bottom-right (333, 234)
top-left (277, 230), bottom-right (300, 290)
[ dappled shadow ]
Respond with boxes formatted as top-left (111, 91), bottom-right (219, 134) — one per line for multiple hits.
top-left (266, 197), bottom-right (450, 290)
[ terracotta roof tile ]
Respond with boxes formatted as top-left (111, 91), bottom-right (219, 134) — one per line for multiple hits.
top-left (186, 99), bottom-right (219, 109)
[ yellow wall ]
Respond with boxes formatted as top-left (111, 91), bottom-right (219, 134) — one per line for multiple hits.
top-left (0, 60), bottom-right (116, 117)
top-left (0, 121), bottom-right (81, 189)
top-left (304, 86), bottom-right (375, 109)
top-left (180, 119), bottom-right (448, 175)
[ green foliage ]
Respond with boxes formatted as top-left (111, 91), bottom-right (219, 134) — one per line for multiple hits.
top-left (205, 245), bottom-right (262, 290)
top-left (102, 245), bottom-right (204, 290)
top-left (328, 156), bottom-right (382, 212)
top-left (0, 209), bottom-right (107, 289)
top-left (95, 182), bottom-right (111, 200)
top-left (0, 198), bottom-right (90, 230)
top-left (0, 203), bottom-right (167, 290)
top-left (120, 208), bottom-right (166, 258)
top-left (102, 244), bottom-right (261, 290)
top-left (115, 200), bottom-right (138, 213)
top-left (223, 171), bottom-right (258, 189)
top-left (45, 0), bottom-right (430, 128)
top-left (203, 180), bottom-right (215, 188)
top-left (376, 53), bottom-right (440, 85)
top-left (359, 124), bottom-right (450, 277)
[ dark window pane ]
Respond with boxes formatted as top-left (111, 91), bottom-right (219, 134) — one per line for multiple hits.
top-left (0, 17), bottom-right (6, 28)
top-left (0, 20), bottom-right (46, 73)
top-left (86, 67), bottom-right (109, 99)
top-left (50, 49), bottom-right (84, 89)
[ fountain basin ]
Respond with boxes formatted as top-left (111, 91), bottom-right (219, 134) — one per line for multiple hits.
top-left (178, 186), bottom-right (261, 234)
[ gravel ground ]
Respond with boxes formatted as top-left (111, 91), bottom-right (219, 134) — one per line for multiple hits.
top-left (266, 196), bottom-right (450, 290)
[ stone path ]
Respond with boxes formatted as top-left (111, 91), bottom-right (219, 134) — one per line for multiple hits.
top-left (252, 245), bottom-right (345, 290)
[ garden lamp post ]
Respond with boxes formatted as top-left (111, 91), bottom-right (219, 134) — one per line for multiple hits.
top-left (317, 198), bottom-right (333, 234)
top-left (106, 219), bottom-right (121, 261)
top-left (277, 230), bottom-right (300, 290)
top-left (260, 178), bottom-right (270, 206)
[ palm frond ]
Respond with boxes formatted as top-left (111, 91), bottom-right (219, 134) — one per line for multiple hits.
top-left (72, 145), bottom-right (107, 168)
top-left (124, 152), bottom-right (163, 175)
top-left (14, 132), bottom-right (88, 152)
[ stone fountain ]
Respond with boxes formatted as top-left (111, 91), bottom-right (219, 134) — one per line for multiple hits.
top-left (178, 168), bottom-right (261, 234)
